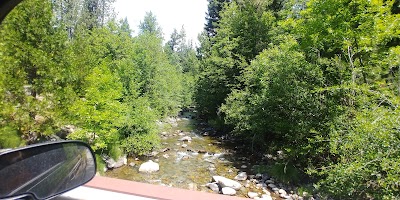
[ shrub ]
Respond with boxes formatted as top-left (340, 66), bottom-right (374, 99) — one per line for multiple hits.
top-left (0, 126), bottom-right (24, 148)
top-left (316, 105), bottom-right (400, 199)
top-left (121, 132), bottom-right (160, 156)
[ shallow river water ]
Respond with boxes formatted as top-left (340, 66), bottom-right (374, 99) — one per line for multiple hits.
top-left (105, 112), bottom-right (280, 198)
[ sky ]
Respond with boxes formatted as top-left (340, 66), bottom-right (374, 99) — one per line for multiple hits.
top-left (113, 0), bottom-right (208, 45)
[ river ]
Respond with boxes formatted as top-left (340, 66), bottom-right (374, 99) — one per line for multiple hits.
top-left (105, 111), bottom-right (282, 199)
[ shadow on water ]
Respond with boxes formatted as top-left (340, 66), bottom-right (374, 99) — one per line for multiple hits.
top-left (105, 111), bottom-right (282, 199)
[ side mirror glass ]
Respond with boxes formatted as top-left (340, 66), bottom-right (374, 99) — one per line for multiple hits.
top-left (0, 141), bottom-right (96, 200)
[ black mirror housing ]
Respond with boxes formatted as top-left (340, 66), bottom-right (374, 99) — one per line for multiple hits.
top-left (0, 141), bottom-right (96, 200)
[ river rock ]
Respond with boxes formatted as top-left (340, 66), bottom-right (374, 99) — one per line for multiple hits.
top-left (260, 194), bottom-right (273, 200)
top-left (255, 173), bottom-right (263, 179)
top-left (280, 194), bottom-right (292, 199)
top-left (129, 162), bottom-right (135, 167)
top-left (149, 151), bottom-right (159, 156)
top-left (178, 132), bottom-right (186, 136)
top-left (161, 132), bottom-right (168, 136)
top-left (102, 155), bottom-right (127, 169)
top-left (166, 117), bottom-right (178, 127)
top-left (139, 160), bottom-right (159, 173)
top-left (57, 125), bottom-right (78, 139)
top-left (181, 144), bottom-right (188, 148)
top-left (162, 154), bottom-right (170, 159)
top-left (265, 179), bottom-right (274, 184)
top-left (213, 153), bottom-right (224, 158)
top-left (234, 172), bottom-right (247, 181)
top-left (279, 189), bottom-right (287, 195)
top-left (222, 187), bottom-right (236, 195)
top-left (262, 189), bottom-right (271, 196)
top-left (248, 192), bottom-right (259, 198)
top-left (206, 183), bottom-right (220, 193)
top-left (213, 176), bottom-right (242, 190)
top-left (198, 149), bottom-right (207, 153)
top-left (179, 136), bottom-right (192, 141)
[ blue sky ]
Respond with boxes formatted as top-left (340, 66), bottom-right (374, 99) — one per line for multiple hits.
top-left (114, 0), bottom-right (208, 45)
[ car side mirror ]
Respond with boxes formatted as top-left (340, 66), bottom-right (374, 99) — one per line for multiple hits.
top-left (0, 141), bottom-right (96, 200)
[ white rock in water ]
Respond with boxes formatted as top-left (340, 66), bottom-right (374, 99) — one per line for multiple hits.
top-left (179, 136), bottom-right (192, 141)
top-left (139, 160), bottom-right (159, 173)
top-left (206, 183), bottom-right (220, 193)
top-left (213, 176), bottom-right (242, 190)
top-left (280, 194), bottom-right (292, 199)
top-left (260, 194), bottom-right (273, 200)
top-left (234, 172), bottom-right (248, 181)
top-left (265, 179), bottom-right (274, 184)
top-left (248, 192), bottom-right (259, 198)
top-left (279, 189), bottom-right (287, 195)
top-left (222, 187), bottom-right (236, 195)
top-left (262, 189), bottom-right (271, 196)
top-left (178, 132), bottom-right (186, 136)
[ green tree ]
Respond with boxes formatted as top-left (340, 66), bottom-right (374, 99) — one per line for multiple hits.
top-left (196, 0), bottom-right (277, 122)
top-left (68, 63), bottom-right (125, 151)
top-left (165, 27), bottom-right (200, 108)
top-left (0, 0), bottom-right (70, 144)
top-left (205, 0), bottom-right (231, 37)
top-left (139, 11), bottom-right (163, 38)
top-left (222, 37), bottom-right (327, 159)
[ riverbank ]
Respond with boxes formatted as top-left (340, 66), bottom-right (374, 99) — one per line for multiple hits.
top-left (103, 111), bottom-right (313, 200)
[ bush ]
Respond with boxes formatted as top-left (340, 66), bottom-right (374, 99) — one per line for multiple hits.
top-left (119, 97), bottom-right (160, 156)
top-left (0, 126), bottom-right (24, 148)
top-left (121, 132), bottom-right (160, 156)
top-left (316, 104), bottom-right (400, 199)
top-left (222, 38), bottom-right (326, 159)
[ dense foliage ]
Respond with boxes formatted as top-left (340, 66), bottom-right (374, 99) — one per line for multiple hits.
top-left (0, 0), bottom-right (197, 158)
top-left (1, 0), bottom-right (399, 198)
top-left (197, 0), bottom-right (400, 199)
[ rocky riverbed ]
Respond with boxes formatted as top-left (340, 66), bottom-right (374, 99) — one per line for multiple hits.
top-left (104, 111), bottom-right (312, 200)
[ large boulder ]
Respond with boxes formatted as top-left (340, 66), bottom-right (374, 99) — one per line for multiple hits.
top-left (212, 176), bottom-right (242, 190)
top-left (139, 160), bottom-right (160, 173)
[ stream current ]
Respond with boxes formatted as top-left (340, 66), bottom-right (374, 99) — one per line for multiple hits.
top-left (105, 111), bottom-right (279, 198)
